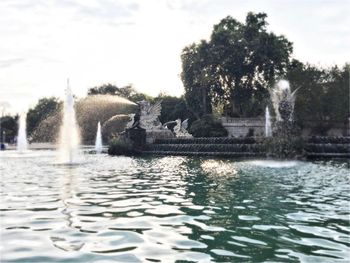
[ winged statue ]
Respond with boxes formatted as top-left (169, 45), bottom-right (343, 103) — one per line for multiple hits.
top-left (138, 100), bottom-right (163, 130)
top-left (125, 114), bottom-right (135, 129)
top-left (173, 119), bottom-right (192, 138)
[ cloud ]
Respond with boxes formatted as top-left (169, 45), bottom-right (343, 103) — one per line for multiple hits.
top-left (0, 0), bottom-right (349, 114)
top-left (53, 0), bottom-right (139, 26)
top-left (0, 58), bottom-right (25, 68)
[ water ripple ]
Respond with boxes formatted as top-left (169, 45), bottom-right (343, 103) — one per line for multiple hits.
top-left (1, 152), bottom-right (349, 262)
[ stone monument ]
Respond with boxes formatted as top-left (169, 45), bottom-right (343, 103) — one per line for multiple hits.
top-left (125, 100), bottom-right (174, 144)
top-left (173, 119), bottom-right (193, 138)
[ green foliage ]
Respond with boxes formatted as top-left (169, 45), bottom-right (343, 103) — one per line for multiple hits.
top-left (88, 83), bottom-right (151, 103)
top-left (88, 83), bottom-right (119, 95)
top-left (181, 41), bottom-right (214, 118)
top-left (27, 97), bottom-right (61, 136)
top-left (288, 62), bottom-right (350, 134)
top-left (189, 115), bottom-right (228, 138)
top-left (153, 94), bottom-right (194, 124)
top-left (0, 115), bottom-right (18, 142)
top-left (264, 137), bottom-right (305, 159)
top-left (30, 114), bottom-right (61, 143)
top-left (108, 138), bottom-right (136, 156)
top-left (181, 12), bottom-right (293, 118)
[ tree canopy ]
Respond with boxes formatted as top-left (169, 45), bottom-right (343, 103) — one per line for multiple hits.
top-left (288, 62), bottom-right (349, 133)
top-left (181, 12), bottom-right (293, 118)
top-left (0, 115), bottom-right (18, 143)
top-left (152, 94), bottom-right (194, 124)
top-left (27, 97), bottom-right (61, 136)
top-left (88, 84), bottom-right (151, 103)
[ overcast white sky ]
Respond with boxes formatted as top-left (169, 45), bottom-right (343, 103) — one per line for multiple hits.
top-left (0, 0), bottom-right (349, 114)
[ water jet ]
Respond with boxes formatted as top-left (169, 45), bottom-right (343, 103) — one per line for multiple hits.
top-left (17, 112), bottom-right (28, 152)
top-left (58, 80), bottom-right (80, 163)
top-left (265, 107), bottom-right (272, 137)
top-left (95, 121), bottom-right (102, 153)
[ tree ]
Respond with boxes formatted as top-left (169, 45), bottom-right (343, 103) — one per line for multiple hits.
top-left (152, 94), bottom-right (193, 124)
top-left (181, 41), bottom-right (216, 118)
top-left (88, 83), bottom-right (120, 95)
top-left (189, 115), bottom-right (228, 137)
top-left (0, 115), bottom-right (18, 143)
top-left (27, 97), bottom-right (61, 136)
top-left (181, 12), bottom-right (293, 118)
top-left (288, 62), bottom-right (350, 134)
top-left (325, 64), bottom-right (350, 123)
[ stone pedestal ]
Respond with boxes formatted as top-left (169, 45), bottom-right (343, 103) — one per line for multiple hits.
top-left (146, 129), bottom-right (175, 143)
top-left (124, 127), bottom-right (146, 149)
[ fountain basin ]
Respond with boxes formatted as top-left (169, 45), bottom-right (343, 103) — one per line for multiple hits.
top-left (0, 153), bottom-right (348, 262)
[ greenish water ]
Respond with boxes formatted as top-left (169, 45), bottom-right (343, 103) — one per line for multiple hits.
top-left (1, 151), bottom-right (349, 262)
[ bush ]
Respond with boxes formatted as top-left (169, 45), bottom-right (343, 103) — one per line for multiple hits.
top-left (310, 123), bottom-right (332, 136)
top-left (189, 115), bottom-right (228, 138)
top-left (108, 138), bottom-right (136, 156)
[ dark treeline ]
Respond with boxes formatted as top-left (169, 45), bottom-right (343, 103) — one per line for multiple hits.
top-left (181, 12), bottom-right (349, 134)
top-left (288, 62), bottom-right (349, 132)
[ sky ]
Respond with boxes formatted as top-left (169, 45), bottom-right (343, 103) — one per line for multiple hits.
top-left (0, 0), bottom-right (349, 114)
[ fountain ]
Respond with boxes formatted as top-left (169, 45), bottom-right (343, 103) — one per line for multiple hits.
top-left (58, 80), bottom-right (80, 163)
top-left (95, 121), bottom-right (103, 153)
top-left (265, 107), bottom-right (272, 137)
top-left (17, 112), bottom-right (28, 152)
top-left (265, 80), bottom-right (303, 158)
top-left (270, 80), bottom-right (298, 137)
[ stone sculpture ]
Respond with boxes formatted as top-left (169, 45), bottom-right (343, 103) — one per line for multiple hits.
top-left (125, 114), bottom-right (136, 129)
top-left (138, 100), bottom-right (163, 130)
top-left (173, 119), bottom-right (192, 138)
top-left (125, 100), bottom-right (174, 143)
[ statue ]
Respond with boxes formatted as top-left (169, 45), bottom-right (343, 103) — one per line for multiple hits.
top-left (138, 100), bottom-right (163, 130)
top-left (125, 100), bottom-right (165, 131)
top-left (125, 114), bottom-right (136, 129)
top-left (173, 119), bottom-right (192, 138)
top-left (122, 103), bottom-right (146, 148)
top-left (124, 100), bottom-right (175, 143)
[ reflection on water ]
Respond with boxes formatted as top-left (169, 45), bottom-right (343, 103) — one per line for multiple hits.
top-left (0, 151), bottom-right (349, 262)
top-left (247, 159), bottom-right (300, 168)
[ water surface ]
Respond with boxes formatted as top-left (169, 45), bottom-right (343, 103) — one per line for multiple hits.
top-left (1, 151), bottom-right (349, 262)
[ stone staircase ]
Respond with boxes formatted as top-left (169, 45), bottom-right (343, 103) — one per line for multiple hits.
top-left (305, 137), bottom-right (350, 159)
top-left (141, 136), bottom-right (350, 159)
top-left (142, 137), bottom-right (265, 157)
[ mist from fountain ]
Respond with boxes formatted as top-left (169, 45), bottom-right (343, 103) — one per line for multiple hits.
top-left (95, 121), bottom-right (103, 153)
top-left (266, 80), bottom-right (302, 158)
top-left (17, 112), bottom-right (28, 152)
top-left (58, 81), bottom-right (80, 163)
top-left (265, 107), bottom-right (272, 137)
top-left (270, 80), bottom-right (297, 122)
